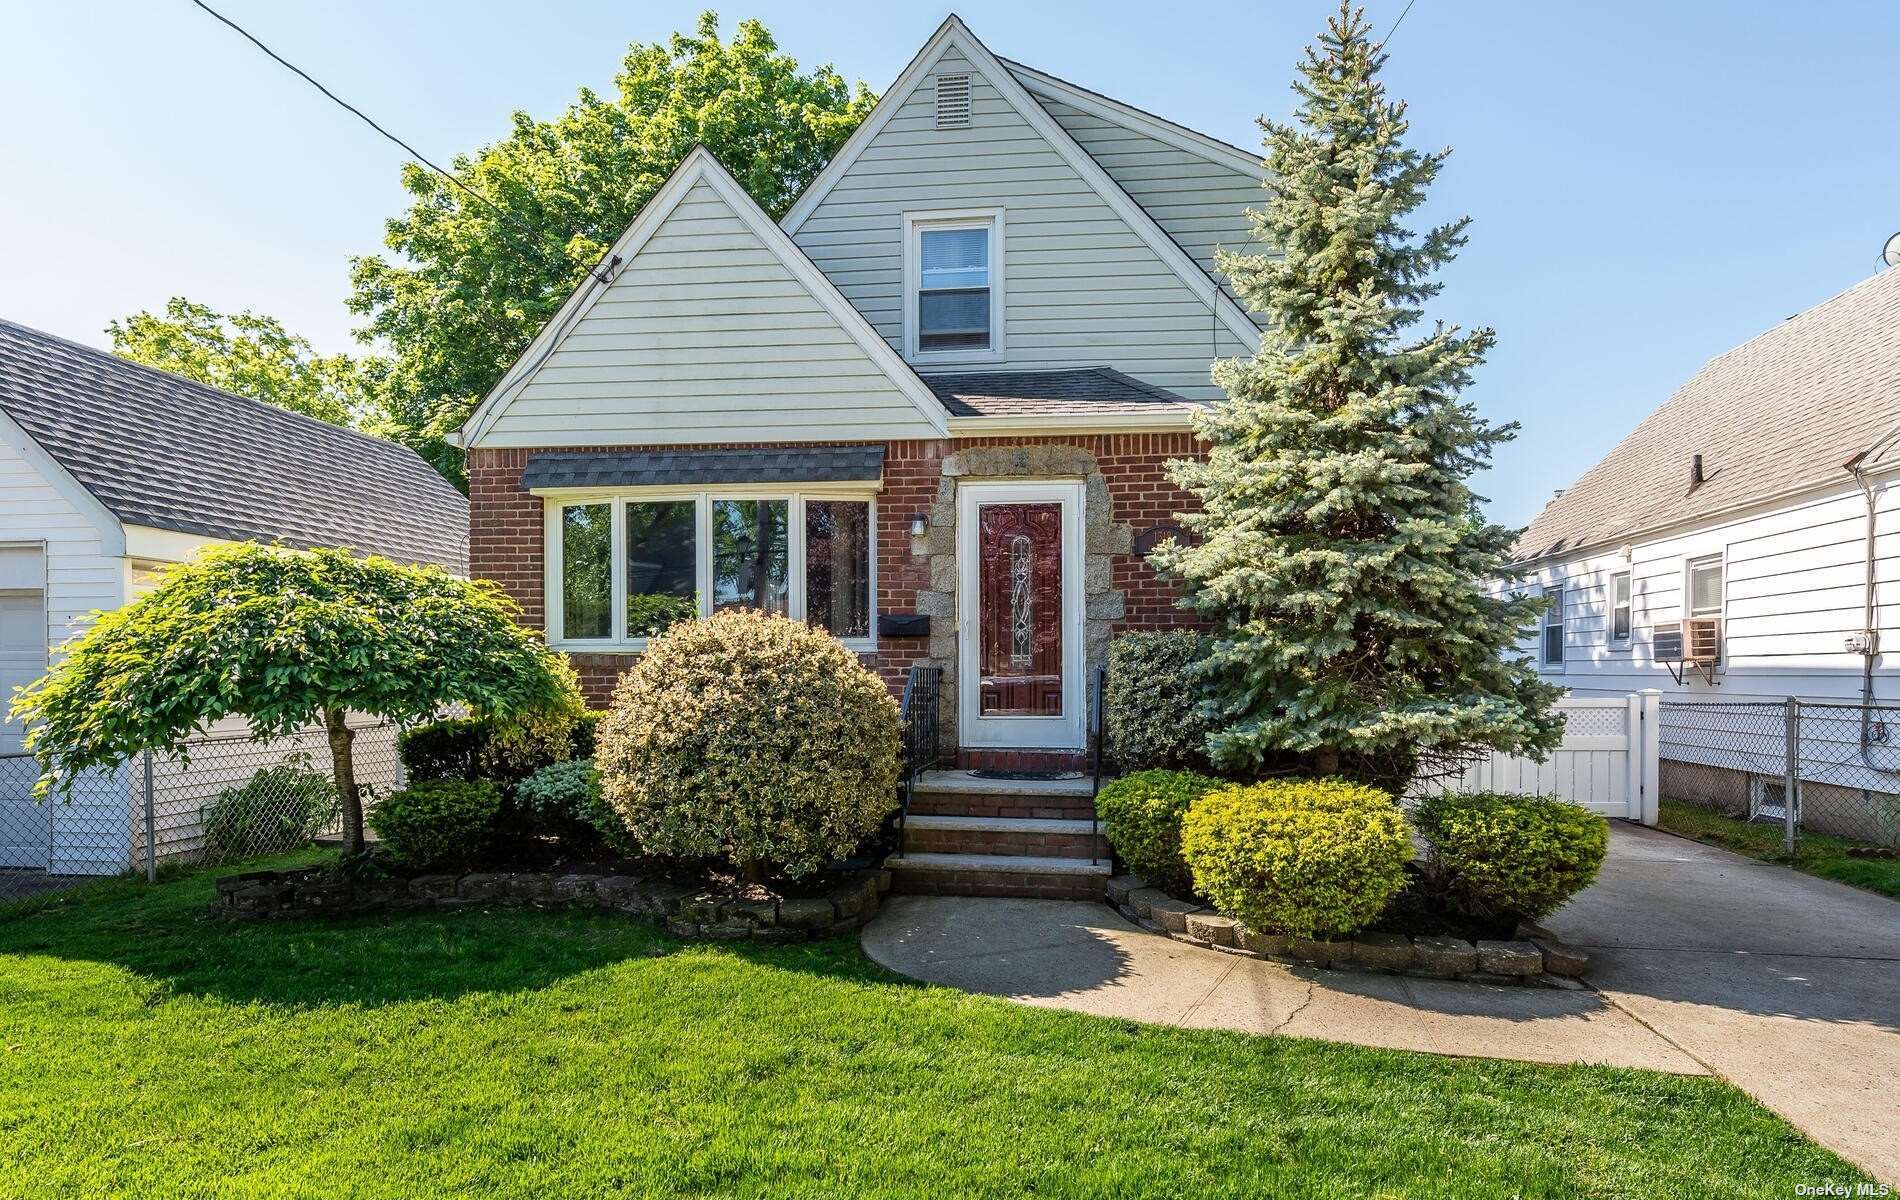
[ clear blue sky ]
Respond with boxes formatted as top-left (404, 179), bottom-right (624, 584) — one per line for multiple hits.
top-left (3, 1), bottom-right (1896, 526)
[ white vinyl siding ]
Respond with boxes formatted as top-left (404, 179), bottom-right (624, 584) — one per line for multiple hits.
top-left (792, 47), bottom-right (1249, 399)
top-left (487, 180), bottom-right (941, 447)
top-left (1030, 92), bottom-right (1269, 323)
top-left (0, 434), bottom-right (129, 875)
top-left (1517, 480), bottom-right (1900, 703)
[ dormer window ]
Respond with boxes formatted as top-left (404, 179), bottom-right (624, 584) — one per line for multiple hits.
top-left (903, 208), bottom-right (1005, 363)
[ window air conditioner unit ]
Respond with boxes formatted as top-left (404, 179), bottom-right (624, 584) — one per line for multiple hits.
top-left (1655, 617), bottom-right (1720, 685)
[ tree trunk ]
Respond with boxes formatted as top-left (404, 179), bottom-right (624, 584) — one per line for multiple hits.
top-left (1313, 745), bottom-right (1341, 777)
top-left (325, 706), bottom-right (363, 854)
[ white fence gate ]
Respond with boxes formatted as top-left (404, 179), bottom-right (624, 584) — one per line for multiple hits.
top-left (1416, 691), bottom-right (1660, 823)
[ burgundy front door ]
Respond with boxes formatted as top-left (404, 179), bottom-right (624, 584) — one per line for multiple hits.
top-left (976, 502), bottom-right (1063, 717)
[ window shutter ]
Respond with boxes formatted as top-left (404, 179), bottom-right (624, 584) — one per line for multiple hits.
top-left (935, 74), bottom-right (971, 129)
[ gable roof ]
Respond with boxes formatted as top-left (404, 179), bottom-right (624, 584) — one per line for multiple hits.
top-left (0, 318), bottom-right (467, 571)
top-left (779, 15), bottom-right (1261, 352)
top-left (999, 56), bottom-right (1264, 179)
top-left (460, 147), bottom-right (952, 449)
top-left (1515, 266), bottom-right (1900, 563)
top-left (920, 367), bottom-right (1196, 417)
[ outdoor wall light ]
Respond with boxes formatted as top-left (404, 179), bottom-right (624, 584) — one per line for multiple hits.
top-left (909, 513), bottom-right (929, 537)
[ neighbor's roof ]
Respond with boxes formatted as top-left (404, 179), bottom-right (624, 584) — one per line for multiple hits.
top-left (920, 367), bottom-right (1199, 417)
top-left (1515, 266), bottom-right (1900, 563)
top-left (0, 318), bottom-right (467, 571)
top-left (521, 446), bottom-right (886, 490)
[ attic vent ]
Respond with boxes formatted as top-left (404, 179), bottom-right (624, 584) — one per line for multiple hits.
top-left (935, 74), bottom-right (971, 128)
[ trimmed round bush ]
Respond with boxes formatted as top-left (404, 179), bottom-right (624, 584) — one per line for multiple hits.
top-left (1105, 631), bottom-right (1213, 773)
top-left (515, 758), bottom-right (629, 852)
top-left (1181, 778), bottom-right (1411, 938)
top-left (368, 779), bottom-right (501, 869)
top-left (597, 609), bottom-right (900, 879)
top-left (1096, 769), bottom-right (1219, 895)
top-left (1414, 792), bottom-right (1609, 921)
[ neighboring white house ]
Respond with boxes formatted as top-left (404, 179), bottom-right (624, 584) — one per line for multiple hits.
top-left (1513, 264), bottom-right (1900, 835)
top-left (0, 317), bottom-right (467, 875)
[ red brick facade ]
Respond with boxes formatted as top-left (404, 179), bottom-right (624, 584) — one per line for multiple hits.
top-left (467, 434), bottom-right (1208, 711)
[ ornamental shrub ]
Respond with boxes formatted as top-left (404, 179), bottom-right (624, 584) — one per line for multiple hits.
top-left (1095, 769), bottom-right (1219, 895)
top-left (1104, 632), bottom-right (1214, 773)
top-left (515, 758), bottom-right (630, 852)
top-left (1181, 778), bottom-right (1411, 938)
top-left (1413, 792), bottom-right (1609, 921)
top-left (398, 717), bottom-right (488, 782)
top-left (368, 779), bottom-right (501, 869)
top-left (202, 758), bottom-right (339, 859)
top-left (597, 608), bottom-right (900, 879)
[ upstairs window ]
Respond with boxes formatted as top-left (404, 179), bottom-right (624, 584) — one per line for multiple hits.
top-left (905, 210), bottom-right (1004, 362)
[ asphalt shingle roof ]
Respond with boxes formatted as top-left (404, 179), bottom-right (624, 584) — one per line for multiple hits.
top-left (1515, 267), bottom-right (1900, 563)
top-left (521, 446), bottom-right (887, 490)
top-left (0, 318), bottom-right (467, 571)
top-left (918, 366), bottom-right (1198, 417)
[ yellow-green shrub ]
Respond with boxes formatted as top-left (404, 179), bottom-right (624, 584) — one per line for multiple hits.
top-left (1181, 778), bottom-right (1411, 938)
top-left (1414, 792), bottom-right (1608, 921)
top-left (596, 609), bottom-right (900, 879)
top-left (1096, 769), bottom-right (1219, 895)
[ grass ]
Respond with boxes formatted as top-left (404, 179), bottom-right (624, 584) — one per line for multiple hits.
top-left (1658, 799), bottom-right (1900, 899)
top-left (0, 856), bottom-right (1860, 1198)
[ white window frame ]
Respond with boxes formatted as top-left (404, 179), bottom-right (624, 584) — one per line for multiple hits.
top-left (1541, 582), bottom-right (1566, 669)
top-left (1609, 570), bottom-right (1633, 646)
top-left (542, 485), bottom-right (877, 653)
top-left (902, 207), bottom-right (1005, 365)
top-left (1685, 553), bottom-right (1724, 619)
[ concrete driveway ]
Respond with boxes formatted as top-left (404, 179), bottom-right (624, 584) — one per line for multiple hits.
top-left (862, 824), bottom-right (1900, 1183)
top-left (1544, 824), bottom-right (1900, 1183)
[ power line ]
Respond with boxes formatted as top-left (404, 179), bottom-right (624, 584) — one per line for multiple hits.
top-left (1384, 0), bottom-right (1419, 44)
top-left (186, 0), bottom-right (613, 285)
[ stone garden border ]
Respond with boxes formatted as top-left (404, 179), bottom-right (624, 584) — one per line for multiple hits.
top-left (214, 865), bottom-right (890, 944)
top-left (1106, 875), bottom-right (1589, 987)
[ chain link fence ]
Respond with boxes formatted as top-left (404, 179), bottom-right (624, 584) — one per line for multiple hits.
top-left (0, 719), bottom-right (402, 907)
top-left (1658, 699), bottom-right (1900, 850)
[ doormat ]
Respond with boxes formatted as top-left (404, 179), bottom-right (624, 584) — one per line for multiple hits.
top-left (969, 769), bottom-right (1084, 782)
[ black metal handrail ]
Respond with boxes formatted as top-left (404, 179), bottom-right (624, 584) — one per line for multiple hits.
top-left (1088, 663), bottom-right (1108, 864)
top-left (897, 665), bottom-right (942, 838)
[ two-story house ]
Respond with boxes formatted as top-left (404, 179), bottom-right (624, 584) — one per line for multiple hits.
top-left (459, 17), bottom-right (1269, 894)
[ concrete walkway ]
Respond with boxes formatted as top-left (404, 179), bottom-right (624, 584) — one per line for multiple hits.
top-left (861, 825), bottom-right (1900, 1182)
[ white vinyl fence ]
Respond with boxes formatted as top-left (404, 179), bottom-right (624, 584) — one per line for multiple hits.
top-left (1415, 691), bottom-right (1661, 823)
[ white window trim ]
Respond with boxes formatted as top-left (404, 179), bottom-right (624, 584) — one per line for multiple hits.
top-left (1609, 570), bottom-right (1633, 647)
top-left (1685, 552), bottom-right (1725, 620)
top-left (1540, 582), bottom-right (1566, 670)
top-left (902, 207), bottom-right (1005, 365)
top-left (543, 486), bottom-right (877, 654)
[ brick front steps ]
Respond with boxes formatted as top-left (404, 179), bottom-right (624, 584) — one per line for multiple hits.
top-left (1105, 874), bottom-right (1591, 986)
top-left (887, 769), bottom-right (1109, 899)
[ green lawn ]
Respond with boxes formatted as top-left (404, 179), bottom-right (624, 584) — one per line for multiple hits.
top-left (1659, 799), bottom-right (1900, 899)
top-left (0, 857), bottom-right (1856, 1199)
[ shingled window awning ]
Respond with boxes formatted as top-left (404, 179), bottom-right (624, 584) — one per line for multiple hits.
top-left (521, 446), bottom-right (886, 491)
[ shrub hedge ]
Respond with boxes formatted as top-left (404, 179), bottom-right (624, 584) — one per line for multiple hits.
top-left (1181, 778), bottom-right (1411, 938)
top-left (1104, 632), bottom-right (1213, 773)
top-left (398, 710), bottom-right (603, 785)
top-left (1413, 791), bottom-right (1609, 921)
top-left (1095, 769), bottom-right (1219, 895)
top-left (596, 609), bottom-right (899, 879)
top-left (368, 779), bottom-right (501, 869)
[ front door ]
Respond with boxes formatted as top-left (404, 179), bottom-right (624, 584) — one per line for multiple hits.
top-left (957, 482), bottom-right (1084, 748)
